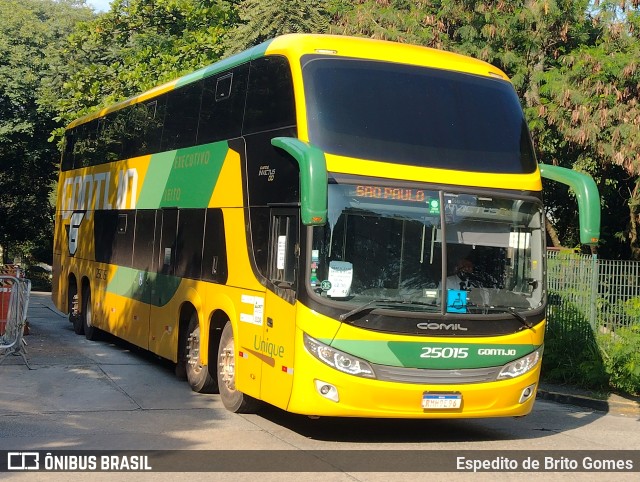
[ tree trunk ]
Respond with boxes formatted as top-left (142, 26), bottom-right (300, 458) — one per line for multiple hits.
top-left (628, 182), bottom-right (640, 260)
top-left (545, 216), bottom-right (562, 248)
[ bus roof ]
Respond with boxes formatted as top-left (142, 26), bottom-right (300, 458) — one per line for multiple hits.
top-left (66, 34), bottom-right (510, 130)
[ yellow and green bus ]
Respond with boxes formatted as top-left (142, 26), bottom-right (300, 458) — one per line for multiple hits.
top-left (52, 34), bottom-right (600, 418)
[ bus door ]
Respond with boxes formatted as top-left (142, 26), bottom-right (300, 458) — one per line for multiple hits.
top-left (148, 208), bottom-right (180, 359)
top-left (260, 209), bottom-right (299, 409)
top-left (121, 209), bottom-right (159, 349)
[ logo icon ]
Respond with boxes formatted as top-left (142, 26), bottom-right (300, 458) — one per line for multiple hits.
top-left (7, 452), bottom-right (39, 470)
top-left (67, 211), bottom-right (85, 256)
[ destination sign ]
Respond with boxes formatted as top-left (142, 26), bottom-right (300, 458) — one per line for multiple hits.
top-left (354, 185), bottom-right (428, 203)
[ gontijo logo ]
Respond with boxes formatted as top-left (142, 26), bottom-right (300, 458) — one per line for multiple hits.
top-left (60, 168), bottom-right (138, 219)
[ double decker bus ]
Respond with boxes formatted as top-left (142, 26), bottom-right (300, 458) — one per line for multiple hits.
top-left (52, 34), bottom-right (600, 418)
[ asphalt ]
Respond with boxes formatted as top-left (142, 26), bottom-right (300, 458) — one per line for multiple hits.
top-left (4, 291), bottom-right (640, 419)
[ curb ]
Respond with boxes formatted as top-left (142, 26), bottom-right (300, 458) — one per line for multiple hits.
top-left (536, 389), bottom-right (608, 412)
top-left (536, 388), bottom-right (640, 417)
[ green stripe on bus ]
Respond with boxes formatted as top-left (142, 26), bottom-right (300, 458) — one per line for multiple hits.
top-left (107, 267), bottom-right (182, 307)
top-left (327, 339), bottom-right (538, 369)
top-left (137, 141), bottom-right (229, 209)
top-left (175, 40), bottom-right (273, 89)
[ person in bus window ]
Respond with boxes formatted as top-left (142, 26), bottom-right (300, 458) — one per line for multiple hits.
top-left (445, 258), bottom-right (477, 290)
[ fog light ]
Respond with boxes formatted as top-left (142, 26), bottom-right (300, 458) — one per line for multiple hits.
top-left (519, 383), bottom-right (537, 404)
top-left (314, 379), bottom-right (339, 402)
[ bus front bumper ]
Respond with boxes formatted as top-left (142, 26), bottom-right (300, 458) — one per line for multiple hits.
top-left (286, 351), bottom-right (541, 419)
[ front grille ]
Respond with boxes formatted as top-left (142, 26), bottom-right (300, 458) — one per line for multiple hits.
top-left (372, 363), bottom-right (501, 384)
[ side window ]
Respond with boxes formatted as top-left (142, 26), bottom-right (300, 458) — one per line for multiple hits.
top-left (198, 64), bottom-right (248, 144)
top-left (123, 99), bottom-right (166, 159)
top-left (161, 81), bottom-right (203, 151)
top-left (244, 56), bottom-right (296, 134)
top-left (158, 209), bottom-right (178, 275)
top-left (62, 129), bottom-right (76, 171)
top-left (132, 210), bottom-right (157, 271)
top-left (267, 211), bottom-right (298, 290)
top-left (175, 209), bottom-right (205, 279)
top-left (99, 110), bottom-right (126, 163)
top-left (73, 120), bottom-right (100, 169)
top-left (93, 210), bottom-right (135, 266)
top-left (202, 208), bottom-right (228, 283)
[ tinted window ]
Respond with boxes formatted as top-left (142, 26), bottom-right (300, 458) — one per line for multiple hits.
top-left (198, 64), bottom-right (249, 143)
top-left (202, 208), bottom-right (228, 283)
top-left (303, 56), bottom-right (536, 174)
top-left (99, 110), bottom-right (127, 163)
top-left (159, 209), bottom-right (178, 275)
top-left (132, 210), bottom-right (157, 270)
top-left (161, 81), bottom-right (203, 151)
top-left (62, 130), bottom-right (76, 171)
top-left (94, 209), bottom-right (135, 266)
top-left (123, 99), bottom-right (166, 159)
top-left (244, 56), bottom-right (296, 134)
top-left (175, 209), bottom-right (205, 279)
top-left (72, 121), bottom-right (100, 168)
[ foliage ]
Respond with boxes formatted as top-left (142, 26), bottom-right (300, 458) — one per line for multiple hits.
top-left (224, 0), bottom-right (330, 53)
top-left (329, 0), bottom-right (640, 259)
top-left (597, 324), bottom-right (640, 396)
top-left (41, 0), bottom-right (239, 133)
top-left (543, 294), bottom-right (609, 389)
top-left (0, 0), bottom-right (94, 264)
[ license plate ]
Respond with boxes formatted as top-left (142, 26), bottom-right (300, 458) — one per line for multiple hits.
top-left (422, 392), bottom-right (462, 409)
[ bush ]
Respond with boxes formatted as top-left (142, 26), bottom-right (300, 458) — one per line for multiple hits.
top-left (597, 325), bottom-right (640, 396)
top-left (542, 294), bottom-right (609, 390)
top-left (25, 265), bottom-right (52, 292)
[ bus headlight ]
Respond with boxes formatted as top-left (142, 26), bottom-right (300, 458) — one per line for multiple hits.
top-left (497, 346), bottom-right (543, 380)
top-left (303, 333), bottom-right (376, 379)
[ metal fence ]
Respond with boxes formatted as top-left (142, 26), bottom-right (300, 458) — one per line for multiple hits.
top-left (547, 250), bottom-right (640, 334)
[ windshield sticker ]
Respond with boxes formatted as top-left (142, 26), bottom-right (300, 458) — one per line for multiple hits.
top-left (310, 250), bottom-right (319, 287)
top-left (276, 235), bottom-right (287, 270)
top-left (446, 289), bottom-right (467, 313)
top-left (327, 261), bottom-right (353, 298)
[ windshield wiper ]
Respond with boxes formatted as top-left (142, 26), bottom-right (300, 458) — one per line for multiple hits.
top-left (339, 299), bottom-right (438, 321)
top-left (505, 307), bottom-right (533, 329)
top-left (339, 299), bottom-right (394, 321)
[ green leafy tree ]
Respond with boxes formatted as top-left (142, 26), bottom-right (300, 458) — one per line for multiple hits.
top-left (538, 2), bottom-right (640, 258)
top-left (44, 0), bottom-right (239, 129)
top-left (330, 1), bottom-right (640, 258)
top-left (0, 0), bottom-right (94, 264)
top-left (224, 0), bottom-right (330, 53)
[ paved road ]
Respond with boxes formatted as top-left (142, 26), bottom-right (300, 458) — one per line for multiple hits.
top-left (1, 292), bottom-right (639, 480)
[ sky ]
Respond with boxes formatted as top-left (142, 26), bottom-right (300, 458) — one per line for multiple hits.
top-left (85, 0), bottom-right (112, 12)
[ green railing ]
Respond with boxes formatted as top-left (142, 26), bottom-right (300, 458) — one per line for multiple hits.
top-left (547, 250), bottom-right (640, 331)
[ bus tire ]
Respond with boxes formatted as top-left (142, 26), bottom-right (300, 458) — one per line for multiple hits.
top-left (185, 313), bottom-right (218, 393)
top-left (217, 321), bottom-right (261, 413)
top-left (82, 287), bottom-right (100, 341)
top-left (71, 285), bottom-right (84, 335)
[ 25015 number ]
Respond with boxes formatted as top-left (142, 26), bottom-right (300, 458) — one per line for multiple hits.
top-left (420, 347), bottom-right (469, 359)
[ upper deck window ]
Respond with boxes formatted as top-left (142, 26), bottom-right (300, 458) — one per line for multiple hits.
top-left (302, 56), bottom-right (536, 174)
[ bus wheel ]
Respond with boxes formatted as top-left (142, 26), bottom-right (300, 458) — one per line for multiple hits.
top-left (185, 313), bottom-right (218, 393)
top-left (71, 285), bottom-right (84, 335)
top-left (82, 287), bottom-right (100, 341)
top-left (217, 321), bottom-right (261, 413)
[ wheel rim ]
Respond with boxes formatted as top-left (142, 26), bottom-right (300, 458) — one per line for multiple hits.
top-left (85, 293), bottom-right (92, 328)
top-left (186, 326), bottom-right (202, 375)
top-left (219, 335), bottom-right (235, 391)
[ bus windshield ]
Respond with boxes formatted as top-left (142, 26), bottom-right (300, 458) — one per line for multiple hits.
top-left (309, 184), bottom-right (544, 315)
top-left (302, 56), bottom-right (536, 174)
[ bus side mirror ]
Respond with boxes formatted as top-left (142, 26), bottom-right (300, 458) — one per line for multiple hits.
top-left (539, 164), bottom-right (601, 245)
top-left (271, 137), bottom-right (328, 226)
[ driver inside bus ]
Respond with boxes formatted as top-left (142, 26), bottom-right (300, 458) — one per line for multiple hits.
top-left (445, 258), bottom-right (477, 290)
